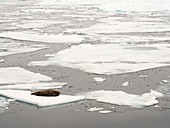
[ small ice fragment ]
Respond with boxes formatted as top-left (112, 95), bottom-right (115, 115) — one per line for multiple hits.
top-left (154, 105), bottom-right (160, 108)
top-left (112, 106), bottom-right (115, 109)
top-left (139, 75), bottom-right (147, 78)
top-left (87, 107), bottom-right (104, 112)
top-left (7, 99), bottom-right (16, 102)
top-left (162, 80), bottom-right (169, 84)
top-left (93, 77), bottom-right (105, 82)
top-left (122, 81), bottom-right (129, 86)
top-left (0, 59), bottom-right (4, 63)
top-left (99, 110), bottom-right (112, 114)
top-left (45, 54), bottom-right (55, 57)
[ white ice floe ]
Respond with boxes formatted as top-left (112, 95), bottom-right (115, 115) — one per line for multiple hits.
top-left (139, 75), bottom-right (148, 78)
top-left (38, 0), bottom-right (170, 12)
top-left (79, 90), bottom-right (163, 108)
top-left (29, 44), bottom-right (170, 74)
top-left (87, 107), bottom-right (103, 112)
top-left (99, 110), bottom-right (112, 114)
top-left (100, 0), bottom-right (170, 12)
top-left (0, 32), bottom-right (83, 44)
top-left (0, 90), bottom-right (84, 107)
top-left (0, 41), bottom-right (47, 57)
top-left (93, 77), bottom-right (105, 82)
top-left (162, 80), bottom-right (169, 84)
top-left (38, 0), bottom-right (107, 5)
top-left (66, 21), bottom-right (170, 36)
top-left (16, 20), bottom-right (68, 29)
top-left (0, 82), bottom-right (67, 91)
top-left (0, 59), bottom-right (4, 63)
top-left (0, 67), bottom-right (52, 85)
top-left (122, 81), bottom-right (130, 87)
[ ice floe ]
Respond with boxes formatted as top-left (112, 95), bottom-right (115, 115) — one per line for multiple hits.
top-left (0, 82), bottom-right (67, 91)
top-left (16, 20), bottom-right (68, 29)
top-left (0, 90), bottom-right (84, 107)
top-left (78, 90), bottom-right (163, 108)
top-left (38, 0), bottom-right (107, 5)
top-left (93, 77), bottom-right (105, 82)
top-left (29, 44), bottom-right (170, 74)
top-left (139, 75), bottom-right (148, 78)
top-left (100, 0), bottom-right (170, 12)
top-left (38, 0), bottom-right (170, 12)
top-left (87, 107), bottom-right (103, 112)
top-left (0, 67), bottom-right (52, 85)
top-left (99, 110), bottom-right (112, 114)
top-left (0, 32), bottom-right (83, 44)
top-left (66, 21), bottom-right (170, 36)
top-left (0, 40), bottom-right (47, 57)
top-left (0, 59), bottom-right (4, 63)
top-left (122, 81), bottom-right (130, 87)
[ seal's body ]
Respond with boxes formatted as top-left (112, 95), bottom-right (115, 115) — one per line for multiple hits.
top-left (31, 89), bottom-right (61, 96)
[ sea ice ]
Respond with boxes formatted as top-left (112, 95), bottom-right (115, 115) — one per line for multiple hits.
top-left (0, 67), bottom-right (52, 85)
top-left (79, 90), bottom-right (163, 108)
top-left (38, 0), bottom-right (170, 12)
top-left (0, 32), bottom-right (83, 44)
top-left (99, 110), bottom-right (112, 114)
top-left (38, 0), bottom-right (109, 5)
top-left (0, 82), bottom-right (67, 91)
top-left (0, 39), bottom-right (47, 57)
top-left (16, 20), bottom-right (68, 29)
top-left (0, 90), bottom-right (84, 107)
top-left (139, 75), bottom-right (148, 78)
top-left (87, 107), bottom-right (103, 112)
top-left (0, 59), bottom-right (4, 63)
top-left (66, 21), bottom-right (170, 36)
top-left (29, 44), bottom-right (170, 74)
top-left (100, 0), bottom-right (170, 12)
top-left (122, 81), bottom-right (130, 87)
top-left (93, 77), bottom-right (105, 82)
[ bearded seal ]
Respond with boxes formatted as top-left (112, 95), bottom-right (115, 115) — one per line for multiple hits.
top-left (31, 89), bottom-right (61, 96)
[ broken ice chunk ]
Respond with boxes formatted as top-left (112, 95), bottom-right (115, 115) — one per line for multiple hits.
top-left (93, 77), bottom-right (105, 82)
top-left (87, 107), bottom-right (103, 112)
top-left (122, 81), bottom-right (129, 86)
top-left (0, 59), bottom-right (4, 63)
top-left (99, 110), bottom-right (112, 114)
top-left (139, 75), bottom-right (147, 78)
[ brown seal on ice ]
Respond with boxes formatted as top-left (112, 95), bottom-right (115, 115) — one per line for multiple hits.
top-left (31, 89), bottom-right (61, 96)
